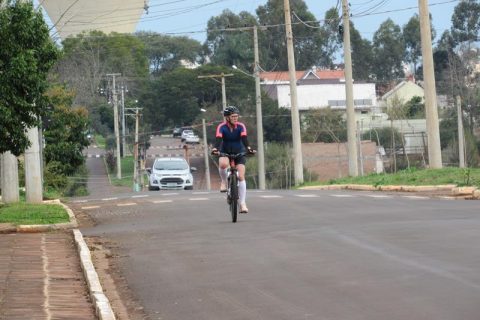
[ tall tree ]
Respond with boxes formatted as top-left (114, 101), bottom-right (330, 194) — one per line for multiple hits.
top-left (54, 31), bottom-right (148, 108)
top-left (403, 13), bottom-right (435, 78)
top-left (205, 10), bottom-right (258, 71)
top-left (451, 0), bottom-right (480, 46)
top-left (0, 0), bottom-right (59, 155)
top-left (372, 19), bottom-right (405, 83)
top-left (350, 21), bottom-right (374, 81)
top-left (256, 0), bottom-right (336, 70)
top-left (137, 32), bottom-right (203, 75)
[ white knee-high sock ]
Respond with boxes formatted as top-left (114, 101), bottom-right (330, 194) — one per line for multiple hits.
top-left (219, 168), bottom-right (228, 184)
top-left (238, 180), bottom-right (246, 205)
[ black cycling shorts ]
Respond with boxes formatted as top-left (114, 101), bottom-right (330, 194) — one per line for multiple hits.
top-left (220, 154), bottom-right (246, 166)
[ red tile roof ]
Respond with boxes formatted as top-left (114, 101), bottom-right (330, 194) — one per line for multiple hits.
top-left (260, 69), bottom-right (345, 81)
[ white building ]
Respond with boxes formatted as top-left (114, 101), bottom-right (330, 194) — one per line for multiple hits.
top-left (260, 67), bottom-right (377, 115)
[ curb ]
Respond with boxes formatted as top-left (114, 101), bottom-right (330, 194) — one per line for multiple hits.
top-left (73, 229), bottom-right (116, 320)
top-left (299, 184), bottom-right (479, 199)
top-left (0, 199), bottom-right (79, 233)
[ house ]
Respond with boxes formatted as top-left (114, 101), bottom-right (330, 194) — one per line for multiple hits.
top-left (379, 79), bottom-right (425, 109)
top-left (260, 67), bottom-right (377, 116)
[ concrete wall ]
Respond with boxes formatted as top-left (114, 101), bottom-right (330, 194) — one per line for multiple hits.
top-left (302, 141), bottom-right (379, 182)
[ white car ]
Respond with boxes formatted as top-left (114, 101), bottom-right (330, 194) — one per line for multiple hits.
top-left (147, 157), bottom-right (195, 190)
top-left (184, 133), bottom-right (200, 144)
top-left (181, 129), bottom-right (194, 141)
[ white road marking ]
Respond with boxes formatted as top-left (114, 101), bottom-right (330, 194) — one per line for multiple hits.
top-left (81, 206), bottom-right (100, 210)
top-left (330, 194), bottom-right (355, 198)
top-left (101, 197), bottom-right (118, 201)
top-left (117, 203), bottom-right (137, 207)
top-left (296, 194), bottom-right (319, 198)
top-left (193, 192), bottom-right (210, 194)
top-left (189, 198), bottom-right (209, 201)
top-left (162, 193), bottom-right (179, 196)
top-left (439, 196), bottom-right (455, 200)
top-left (402, 195), bottom-right (428, 200)
top-left (132, 195), bottom-right (149, 198)
top-left (152, 200), bottom-right (173, 204)
top-left (365, 195), bottom-right (392, 198)
top-left (260, 195), bottom-right (282, 198)
top-left (72, 200), bottom-right (88, 203)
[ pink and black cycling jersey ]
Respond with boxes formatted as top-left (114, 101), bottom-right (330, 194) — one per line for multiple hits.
top-left (215, 121), bottom-right (249, 154)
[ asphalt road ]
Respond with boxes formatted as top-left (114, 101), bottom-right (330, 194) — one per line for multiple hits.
top-left (74, 189), bottom-right (480, 320)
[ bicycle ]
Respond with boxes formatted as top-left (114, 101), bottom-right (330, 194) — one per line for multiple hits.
top-left (216, 152), bottom-right (250, 223)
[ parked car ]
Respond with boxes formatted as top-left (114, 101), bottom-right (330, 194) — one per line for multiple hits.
top-left (181, 129), bottom-right (194, 142)
top-left (184, 133), bottom-right (200, 144)
top-left (146, 157), bottom-right (196, 190)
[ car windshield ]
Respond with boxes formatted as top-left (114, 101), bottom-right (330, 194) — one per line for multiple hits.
top-left (154, 160), bottom-right (188, 171)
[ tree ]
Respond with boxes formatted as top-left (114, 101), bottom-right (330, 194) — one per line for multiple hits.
top-left (43, 85), bottom-right (90, 176)
top-left (0, 1), bottom-right (59, 155)
top-left (54, 31), bottom-right (148, 108)
top-left (372, 19), bottom-right (405, 82)
top-left (302, 108), bottom-right (346, 143)
top-left (403, 14), bottom-right (435, 77)
top-left (205, 10), bottom-right (258, 71)
top-left (451, 0), bottom-right (480, 46)
top-left (136, 31), bottom-right (203, 75)
top-left (350, 22), bottom-right (374, 81)
top-left (256, 0), bottom-right (336, 70)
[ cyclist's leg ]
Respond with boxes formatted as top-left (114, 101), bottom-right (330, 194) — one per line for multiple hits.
top-left (236, 162), bottom-right (248, 212)
top-left (218, 156), bottom-right (229, 191)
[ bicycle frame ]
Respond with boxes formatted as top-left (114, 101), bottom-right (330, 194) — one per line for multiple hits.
top-left (218, 152), bottom-right (246, 223)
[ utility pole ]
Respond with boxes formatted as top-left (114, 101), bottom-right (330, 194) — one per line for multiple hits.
top-left (253, 25), bottom-right (266, 190)
top-left (126, 106), bottom-right (143, 191)
top-left (457, 96), bottom-right (466, 168)
top-left (24, 125), bottom-right (43, 203)
top-left (418, 0), bottom-right (442, 168)
top-left (121, 85), bottom-right (127, 157)
top-left (342, 0), bottom-right (359, 176)
top-left (198, 73), bottom-right (234, 111)
top-left (107, 73), bottom-right (122, 179)
top-left (283, 0), bottom-right (304, 186)
top-left (202, 119), bottom-right (211, 190)
top-left (1, 152), bottom-right (19, 203)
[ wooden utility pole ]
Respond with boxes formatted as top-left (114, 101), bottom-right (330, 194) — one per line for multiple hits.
top-left (198, 73), bottom-right (234, 111)
top-left (457, 96), bottom-right (466, 168)
top-left (342, 0), bottom-right (359, 176)
top-left (418, 0), bottom-right (442, 168)
top-left (107, 73), bottom-right (122, 179)
top-left (253, 25), bottom-right (266, 190)
top-left (283, 0), bottom-right (304, 186)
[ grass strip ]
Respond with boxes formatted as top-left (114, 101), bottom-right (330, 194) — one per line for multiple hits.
top-left (301, 167), bottom-right (480, 188)
top-left (0, 203), bottom-right (70, 225)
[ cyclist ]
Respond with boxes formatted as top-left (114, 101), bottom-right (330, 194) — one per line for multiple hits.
top-left (211, 106), bottom-right (255, 213)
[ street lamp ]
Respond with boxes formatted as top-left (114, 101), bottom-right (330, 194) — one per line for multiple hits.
top-left (231, 64), bottom-right (266, 190)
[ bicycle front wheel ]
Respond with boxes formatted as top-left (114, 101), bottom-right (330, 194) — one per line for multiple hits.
top-left (229, 173), bottom-right (238, 223)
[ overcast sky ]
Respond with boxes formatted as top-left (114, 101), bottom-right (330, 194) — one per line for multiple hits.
top-left (135, 0), bottom-right (459, 43)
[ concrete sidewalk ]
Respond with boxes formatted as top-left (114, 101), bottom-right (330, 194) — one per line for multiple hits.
top-left (0, 232), bottom-right (96, 319)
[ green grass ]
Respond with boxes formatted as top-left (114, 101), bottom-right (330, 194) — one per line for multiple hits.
top-left (95, 134), bottom-right (106, 149)
top-left (0, 203), bottom-right (70, 225)
top-left (300, 167), bottom-right (480, 188)
top-left (108, 156), bottom-right (135, 187)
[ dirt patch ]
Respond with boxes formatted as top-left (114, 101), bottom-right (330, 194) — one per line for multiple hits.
top-left (86, 236), bottom-right (148, 320)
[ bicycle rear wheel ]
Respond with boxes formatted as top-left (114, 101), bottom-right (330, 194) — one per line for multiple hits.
top-left (229, 173), bottom-right (238, 223)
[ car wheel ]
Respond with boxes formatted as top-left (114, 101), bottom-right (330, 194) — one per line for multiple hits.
top-left (184, 186), bottom-right (193, 190)
top-left (149, 185), bottom-right (159, 191)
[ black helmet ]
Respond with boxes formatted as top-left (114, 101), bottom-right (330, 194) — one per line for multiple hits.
top-left (223, 106), bottom-right (240, 116)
